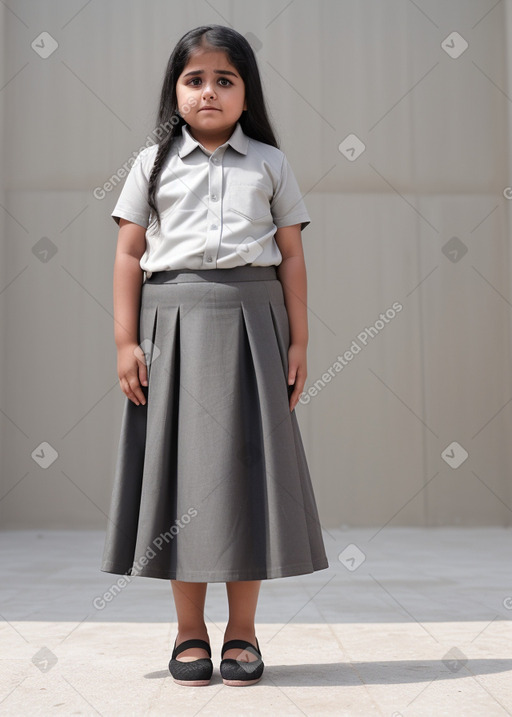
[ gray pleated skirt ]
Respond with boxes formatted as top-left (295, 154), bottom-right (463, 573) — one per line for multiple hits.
top-left (100, 264), bottom-right (329, 582)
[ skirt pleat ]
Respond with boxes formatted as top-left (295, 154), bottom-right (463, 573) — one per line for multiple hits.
top-left (100, 265), bottom-right (329, 581)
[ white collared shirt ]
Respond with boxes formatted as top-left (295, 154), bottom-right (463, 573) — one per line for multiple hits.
top-left (111, 121), bottom-right (311, 278)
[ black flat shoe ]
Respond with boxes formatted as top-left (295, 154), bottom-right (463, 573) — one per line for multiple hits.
top-left (220, 638), bottom-right (264, 686)
top-left (168, 638), bottom-right (213, 686)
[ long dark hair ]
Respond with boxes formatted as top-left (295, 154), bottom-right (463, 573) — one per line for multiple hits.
top-left (147, 25), bottom-right (279, 230)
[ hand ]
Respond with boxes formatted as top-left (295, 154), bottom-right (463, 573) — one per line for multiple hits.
top-left (287, 343), bottom-right (307, 412)
top-left (117, 342), bottom-right (148, 406)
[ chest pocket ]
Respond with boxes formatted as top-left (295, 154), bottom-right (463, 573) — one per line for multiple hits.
top-left (226, 183), bottom-right (272, 222)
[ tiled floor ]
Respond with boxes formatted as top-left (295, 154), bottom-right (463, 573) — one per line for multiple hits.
top-left (1, 527), bottom-right (511, 716)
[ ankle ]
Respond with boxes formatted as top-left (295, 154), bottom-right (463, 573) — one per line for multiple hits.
top-left (223, 623), bottom-right (256, 641)
top-left (176, 625), bottom-right (209, 642)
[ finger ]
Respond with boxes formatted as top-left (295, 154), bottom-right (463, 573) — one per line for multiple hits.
top-left (133, 344), bottom-right (149, 387)
top-left (287, 360), bottom-right (297, 384)
top-left (128, 376), bottom-right (146, 406)
top-left (120, 377), bottom-right (140, 406)
top-left (139, 359), bottom-right (148, 387)
top-left (295, 377), bottom-right (306, 396)
top-left (287, 381), bottom-right (295, 412)
top-left (289, 386), bottom-right (300, 412)
top-left (290, 372), bottom-right (308, 410)
top-left (121, 375), bottom-right (146, 406)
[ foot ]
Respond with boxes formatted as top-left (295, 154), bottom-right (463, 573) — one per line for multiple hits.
top-left (222, 628), bottom-right (260, 662)
top-left (175, 629), bottom-right (210, 662)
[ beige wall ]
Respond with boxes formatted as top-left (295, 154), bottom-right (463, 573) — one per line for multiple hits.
top-left (1, 0), bottom-right (511, 529)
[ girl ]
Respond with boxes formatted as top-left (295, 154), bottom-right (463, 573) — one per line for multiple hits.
top-left (101, 24), bottom-right (329, 687)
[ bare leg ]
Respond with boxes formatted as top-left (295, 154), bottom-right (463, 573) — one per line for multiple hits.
top-left (170, 580), bottom-right (210, 661)
top-left (223, 580), bottom-right (262, 662)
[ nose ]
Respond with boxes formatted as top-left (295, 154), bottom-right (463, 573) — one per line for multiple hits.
top-left (202, 80), bottom-right (216, 99)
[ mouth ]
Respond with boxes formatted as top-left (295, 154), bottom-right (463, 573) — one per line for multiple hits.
top-left (199, 107), bottom-right (220, 112)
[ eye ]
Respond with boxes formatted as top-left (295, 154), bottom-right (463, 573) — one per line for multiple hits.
top-left (187, 77), bottom-right (233, 86)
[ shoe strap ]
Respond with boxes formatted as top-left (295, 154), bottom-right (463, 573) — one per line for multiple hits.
top-left (172, 638), bottom-right (211, 659)
top-left (221, 638), bottom-right (261, 659)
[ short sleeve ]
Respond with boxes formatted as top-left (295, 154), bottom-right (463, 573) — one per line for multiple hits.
top-left (111, 148), bottom-right (153, 228)
top-left (270, 154), bottom-right (311, 232)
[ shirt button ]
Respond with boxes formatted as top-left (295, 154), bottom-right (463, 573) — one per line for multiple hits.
top-left (210, 224), bottom-right (218, 230)
top-left (210, 194), bottom-right (217, 201)
top-left (212, 157), bottom-right (219, 164)
top-left (205, 255), bottom-right (213, 262)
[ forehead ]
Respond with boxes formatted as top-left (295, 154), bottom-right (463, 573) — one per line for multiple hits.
top-left (182, 47), bottom-right (237, 72)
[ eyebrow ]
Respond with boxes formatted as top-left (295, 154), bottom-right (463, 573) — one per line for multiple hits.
top-left (182, 69), bottom-right (239, 78)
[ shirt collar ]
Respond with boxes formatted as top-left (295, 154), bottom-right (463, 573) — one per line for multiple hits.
top-left (178, 120), bottom-right (249, 158)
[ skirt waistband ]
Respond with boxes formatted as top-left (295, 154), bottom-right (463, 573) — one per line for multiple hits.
top-left (145, 265), bottom-right (278, 284)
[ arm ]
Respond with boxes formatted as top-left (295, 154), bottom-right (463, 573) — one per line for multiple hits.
top-left (274, 223), bottom-right (308, 411)
top-left (113, 218), bottom-right (148, 406)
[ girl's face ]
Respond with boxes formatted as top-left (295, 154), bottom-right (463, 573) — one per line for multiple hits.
top-left (176, 48), bottom-right (247, 140)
